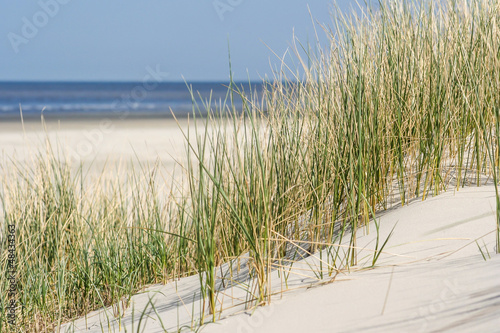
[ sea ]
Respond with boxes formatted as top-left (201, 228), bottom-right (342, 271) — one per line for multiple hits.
top-left (0, 81), bottom-right (263, 120)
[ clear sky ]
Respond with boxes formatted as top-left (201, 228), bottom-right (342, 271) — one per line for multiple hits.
top-left (0, 1), bottom-right (354, 82)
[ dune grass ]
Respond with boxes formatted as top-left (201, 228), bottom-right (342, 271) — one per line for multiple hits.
top-left (0, 146), bottom-right (192, 331)
top-left (1, 0), bottom-right (500, 331)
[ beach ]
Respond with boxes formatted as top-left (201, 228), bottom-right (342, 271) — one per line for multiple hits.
top-left (0, 117), bottom-right (190, 173)
top-left (2, 1), bottom-right (500, 331)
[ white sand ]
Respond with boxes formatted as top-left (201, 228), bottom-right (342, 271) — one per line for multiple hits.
top-left (2, 119), bottom-right (498, 332)
top-left (203, 186), bottom-right (500, 333)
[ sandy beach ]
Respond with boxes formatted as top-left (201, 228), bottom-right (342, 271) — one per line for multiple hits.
top-left (0, 117), bottom-right (191, 174)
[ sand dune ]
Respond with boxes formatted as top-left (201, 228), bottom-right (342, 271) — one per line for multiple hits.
top-left (60, 184), bottom-right (500, 332)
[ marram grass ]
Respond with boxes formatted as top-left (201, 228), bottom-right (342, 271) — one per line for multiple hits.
top-left (1, 0), bottom-right (500, 331)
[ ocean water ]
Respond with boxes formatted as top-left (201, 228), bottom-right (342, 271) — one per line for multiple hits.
top-left (0, 81), bottom-right (262, 120)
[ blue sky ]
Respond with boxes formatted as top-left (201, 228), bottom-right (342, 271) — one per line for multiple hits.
top-left (0, 1), bottom-right (354, 82)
